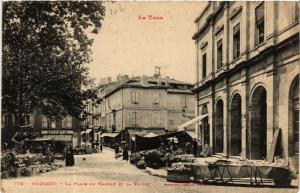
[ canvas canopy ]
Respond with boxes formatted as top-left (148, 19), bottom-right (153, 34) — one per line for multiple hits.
top-left (177, 114), bottom-right (208, 130)
top-left (143, 132), bottom-right (158, 138)
top-left (24, 137), bottom-right (54, 142)
top-left (134, 130), bottom-right (194, 152)
top-left (100, 133), bottom-right (119, 138)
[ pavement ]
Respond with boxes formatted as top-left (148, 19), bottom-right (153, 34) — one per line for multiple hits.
top-left (1, 149), bottom-right (299, 193)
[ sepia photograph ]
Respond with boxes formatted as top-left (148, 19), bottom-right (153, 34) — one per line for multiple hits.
top-left (1, 1), bottom-right (299, 193)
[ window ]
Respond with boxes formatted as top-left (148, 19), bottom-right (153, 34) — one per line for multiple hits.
top-left (233, 24), bottom-right (240, 59)
top-left (24, 114), bottom-right (30, 126)
top-left (2, 114), bottom-right (13, 128)
top-left (217, 39), bottom-right (223, 69)
top-left (132, 112), bottom-right (139, 127)
top-left (255, 3), bottom-right (264, 45)
top-left (202, 53), bottom-right (207, 78)
top-left (62, 115), bottom-right (72, 129)
top-left (51, 121), bottom-right (56, 129)
top-left (182, 97), bottom-right (187, 108)
top-left (131, 91), bottom-right (139, 104)
top-left (153, 92), bottom-right (159, 104)
top-left (152, 112), bottom-right (160, 126)
top-left (42, 115), bottom-right (48, 128)
top-left (292, 78), bottom-right (299, 154)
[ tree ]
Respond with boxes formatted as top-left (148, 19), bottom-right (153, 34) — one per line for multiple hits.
top-left (2, 1), bottom-right (105, 127)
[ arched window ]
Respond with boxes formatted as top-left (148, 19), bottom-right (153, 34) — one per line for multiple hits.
top-left (290, 77), bottom-right (299, 154)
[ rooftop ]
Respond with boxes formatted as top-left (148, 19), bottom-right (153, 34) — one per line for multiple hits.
top-left (102, 75), bottom-right (193, 97)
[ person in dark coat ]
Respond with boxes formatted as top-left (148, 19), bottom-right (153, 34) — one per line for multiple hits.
top-left (64, 145), bottom-right (75, 166)
top-left (193, 139), bottom-right (198, 157)
top-left (100, 143), bottom-right (103, 152)
top-left (123, 145), bottom-right (129, 161)
top-left (114, 143), bottom-right (120, 159)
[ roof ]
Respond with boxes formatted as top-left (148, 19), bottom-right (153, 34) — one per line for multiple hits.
top-left (143, 132), bottom-right (159, 138)
top-left (127, 128), bottom-right (166, 137)
top-left (100, 133), bottom-right (120, 138)
top-left (194, 2), bottom-right (210, 23)
top-left (105, 76), bottom-right (193, 97)
top-left (167, 89), bottom-right (193, 94)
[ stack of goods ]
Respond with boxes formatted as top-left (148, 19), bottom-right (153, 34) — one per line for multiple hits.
top-left (167, 162), bottom-right (192, 183)
top-left (1, 150), bottom-right (63, 178)
top-left (144, 150), bottom-right (164, 169)
top-left (129, 153), bottom-right (142, 165)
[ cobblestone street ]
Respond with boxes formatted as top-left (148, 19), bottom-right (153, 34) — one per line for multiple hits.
top-left (1, 149), bottom-right (298, 193)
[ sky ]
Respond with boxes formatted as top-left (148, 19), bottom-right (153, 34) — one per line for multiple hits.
top-left (87, 2), bottom-right (207, 84)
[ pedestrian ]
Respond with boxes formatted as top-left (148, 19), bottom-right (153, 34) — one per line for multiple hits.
top-left (114, 143), bottom-right (119, 159)
top-left (193, 139), bottom-right (198, 157)
top-left (64, 145), bottom-right (75, 166)
top-left (123, 145), bottom-right (129, 161)
top-left (100, 142), bottom-right (103, 152)
top-left (45, 144), bottom-right (53, 164)
top-left (95, 141), bottom-right (99, 152)
top-left (185, 141), bottom-right (191, 154)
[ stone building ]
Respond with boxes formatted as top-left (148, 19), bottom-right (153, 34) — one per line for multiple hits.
top-left (1, 112), bottom-right (80, 152)
top-left (193, 1), bottom-right (299, 171)
top-left (103, 75), bottom-right (194, 133)
top-left (84, 74), bottom-right (195, 145)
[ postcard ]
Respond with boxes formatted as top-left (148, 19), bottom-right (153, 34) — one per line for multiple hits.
top-left (1, 1), bottom-right (299, 193)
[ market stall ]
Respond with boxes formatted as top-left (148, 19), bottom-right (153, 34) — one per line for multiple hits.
top-left (167, 157), bottom-right (296, 187)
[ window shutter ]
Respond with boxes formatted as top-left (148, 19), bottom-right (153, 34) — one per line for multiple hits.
top-left (153, 93), bottom-right (159, 104)
top-left (42, 116), bottom-right (48, 128)
top-left (255, 3), bottom-right (264, 23)
top-left (131, 112), bottom-right (135, 126)
top-left (127, 112), bottom-right (131, 126)
top-left (233, 24), bottom-right (240, 35)
top-left (136, 92), bottom-right (140, 104)
top-left (137, 112), bottom-right (140, 126)
top-left (68, 116), bottom-right (72, 128)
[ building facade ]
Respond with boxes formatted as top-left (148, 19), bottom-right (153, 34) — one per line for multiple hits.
top-left (85, 75), bottom-right (195, 141)
top-left (104, 76), bottom-right (194, 133)
top-left (1, 112), bottom-right (81, 151)
top-left (193, 1), bottom-right (299, 171)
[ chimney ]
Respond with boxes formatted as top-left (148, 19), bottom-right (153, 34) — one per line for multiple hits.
top-left (165, 76), bottom-right (170, 87)
top-left (141, 75), bottom-right (147, 86)
top-left (154, 66), bottom-right (161, 78)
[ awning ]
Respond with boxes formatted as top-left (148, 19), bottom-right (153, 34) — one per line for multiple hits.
top-left (81, 131), bottom-right (86, 135)
top-left (85, 129), bottom-right (92, 134)
top-left (24, 137), bottom-right (54, 142)
top-left (43, 135), bottom-right (72, 141)
top-left (127, 128), bottom-right (166, 137)
top-left (100, 133), bottom-right (119, 138)
top-left (143, 132), bottom-right (158, 138)
top-left (186, 131), bottom-right (197, 139)
top-left (177, 114), bottom-right (208, 130)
